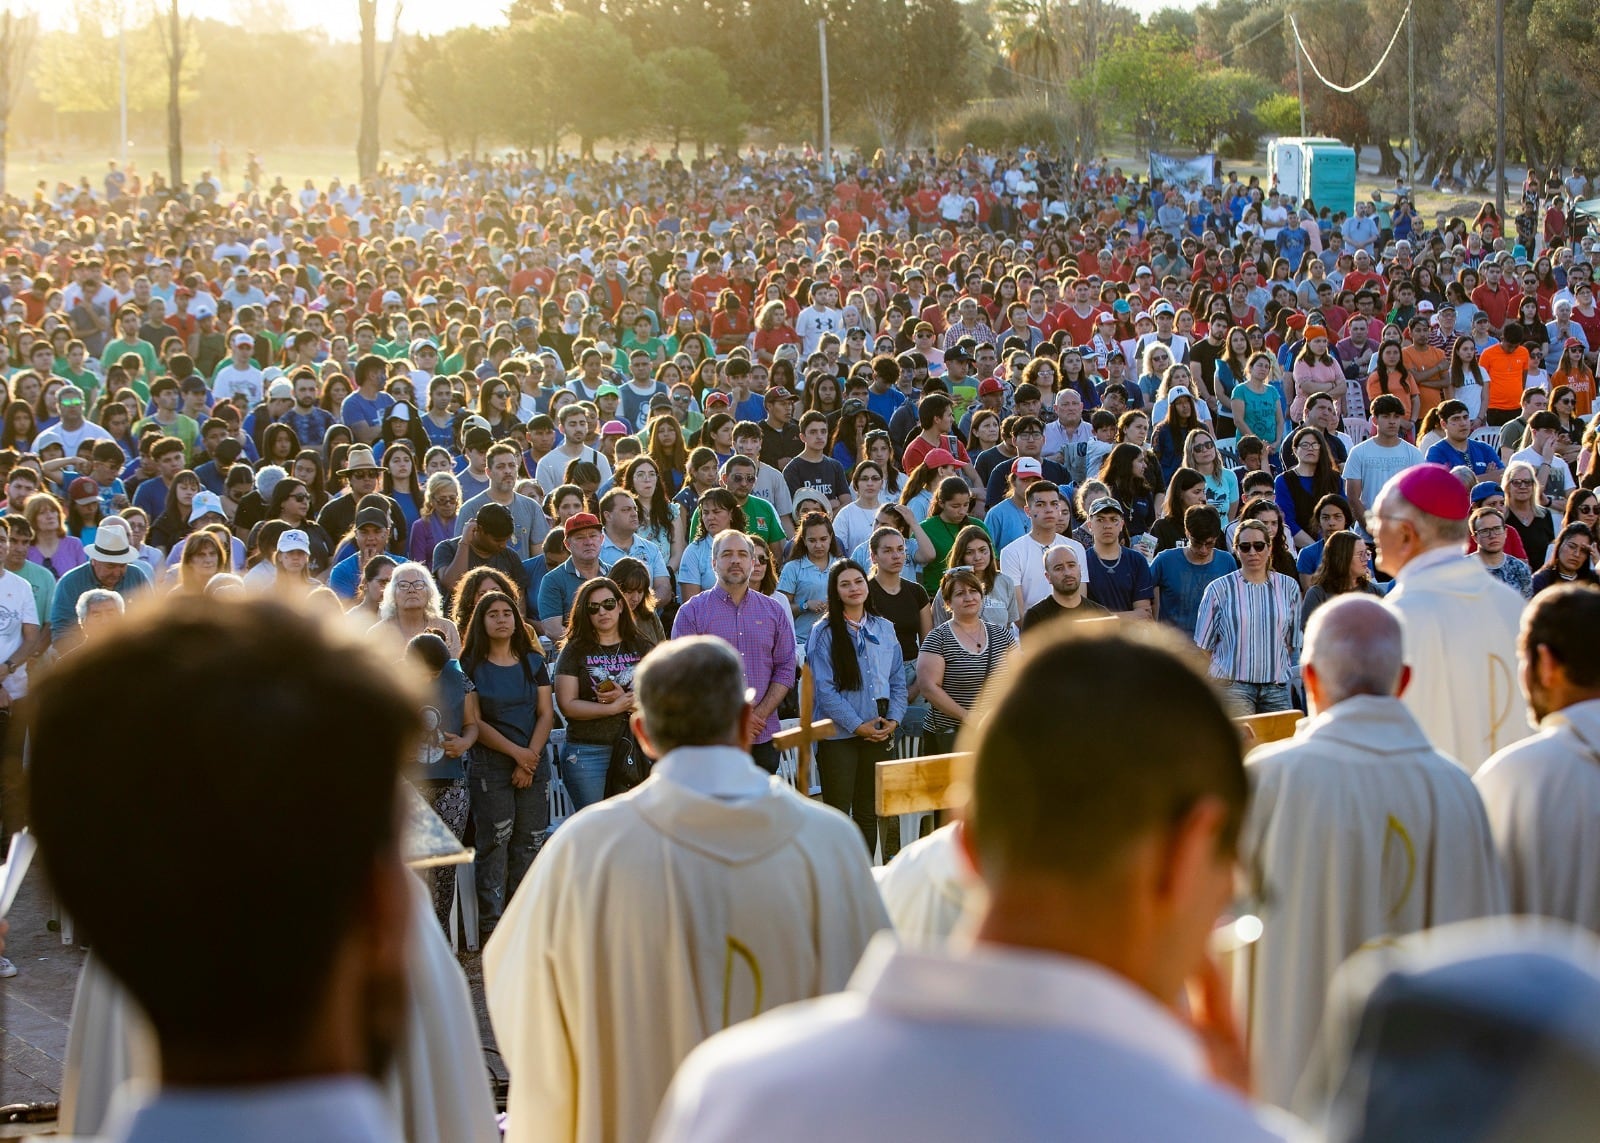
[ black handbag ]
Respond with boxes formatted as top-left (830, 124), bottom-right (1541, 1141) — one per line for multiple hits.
top-left (603, 727), bottom-right (652, 797)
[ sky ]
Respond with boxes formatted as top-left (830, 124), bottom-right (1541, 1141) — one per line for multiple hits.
top-left (16, 0), bottom-right (1205, 42)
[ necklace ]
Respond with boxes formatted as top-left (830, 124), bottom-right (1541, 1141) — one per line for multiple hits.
top-left (952, 619), bottom-right (988, 655)
top-left (1094, 548), bottom-right (1122, 573)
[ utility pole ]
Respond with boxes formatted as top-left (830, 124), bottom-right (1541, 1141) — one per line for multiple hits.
top-left (818, 18), bottom-right (833, 181)
top-left (1293, 17), bottom-right (1307, 136)
top-left (1494, 0), bottom-right (1505, 219)
top-left (1407, 0), bottom-right (1416, 187)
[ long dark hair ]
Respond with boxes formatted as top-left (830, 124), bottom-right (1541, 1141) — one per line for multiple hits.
top-left (617, 455), bottom-right (674, 531)
top-left (1098, 442), bottom-right (1154, 507)
top-left (1539, 522), bottom-right (1600, 580)
top-left (461, 590), bottom-right (540, 682)
top-left (823, 559), bottom-right (877, 693)
top-left (561, 575), bottom-right (645, 655)
top-left (692, 487), bottom-right (745, 541)
top-left (450, 566), bottom-right (522, 631)
top-left (1311, 530), bottom-right (1369, 595)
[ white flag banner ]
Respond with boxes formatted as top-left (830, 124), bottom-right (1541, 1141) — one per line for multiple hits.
top-left (1150, 151), bottom-right (1216, 187)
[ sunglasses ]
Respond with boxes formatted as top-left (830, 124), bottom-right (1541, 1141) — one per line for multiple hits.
top-left (585, 596), bottom-right (619, 614)
top-left (1236, 540), bottom-right (1269, 553)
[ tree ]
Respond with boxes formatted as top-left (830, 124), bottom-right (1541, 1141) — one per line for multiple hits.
top-left (155, 0), bottom-right (196, 191)
top-left (1255, 93), bottom-right (1302, 137)
top-left (399, 26), bottom-right (500, 158)
top-left (357, 0), bottom-right (402, 180)
top-left (497, 13), bottom-right (642, 160)
top-left (34, 0), bottom-right (167, 119)
top-left (1173, 66), bottom-right (1272, 154)
top-left (858, 0), bottom-right (975, 148)
top-left (1079, 32), bottom-right (1197, 154)
top-left (641, 47), bottom-right (746, 157)
top-left (0, 8), bottom-right (35, 197)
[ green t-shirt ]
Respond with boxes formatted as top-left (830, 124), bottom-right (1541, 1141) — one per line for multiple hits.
top-left (10, 558), bottom-right (54, 635)
top-left (54, 362), bottom-right (102, 408)
top-left (134, 413), bottom-right (199, 460)
top-left (919, 513), bottom-right (990, 595)
top-left (100, 337), bottom-right (159, 379)
top-left (689, 494), bottom-right (785, 547)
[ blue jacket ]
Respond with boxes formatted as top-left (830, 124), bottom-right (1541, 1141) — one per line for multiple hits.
top-left (805, 613), bottom-right (908, 737)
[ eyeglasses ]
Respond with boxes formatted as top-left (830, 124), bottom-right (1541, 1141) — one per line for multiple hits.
top-left (1236, 540), bottom-right (1269, 553)
top-left (1508, 478), bottom-right (1535, 487)
top-left (395, 579), bottom-right (430, 592)
top-left (941, 564), bottom-right (975, 579)
top-left (585, 596), bottom-right (619, 614)
top-left (1195, 441), bottom-right (1215, 451)
top-left (1474, 524), bottom-right (1506, 536)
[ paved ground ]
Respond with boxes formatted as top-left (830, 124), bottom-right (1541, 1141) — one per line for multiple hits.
top-left (0, 865), bottom-right (507, 1132)
top-left (0, 868), bottom-right (86, 1123)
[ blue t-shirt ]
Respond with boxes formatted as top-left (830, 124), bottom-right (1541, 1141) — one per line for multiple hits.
top-left (340, 390), bottom-right (395, 430)
top-left (469, 652), bottom-right (552, 765)
top-left (1084, 547), bottom-right (1155, 613)
top-left (1425, 438), bottom-right (1501, 477)
top-left (866, 386), bottom-right (906, 423)
top-left (1150, 548), bottom-right (1239, 639)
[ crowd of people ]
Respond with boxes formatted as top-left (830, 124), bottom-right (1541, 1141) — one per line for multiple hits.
top-left (8, 145), bottom-right (1600, 1140)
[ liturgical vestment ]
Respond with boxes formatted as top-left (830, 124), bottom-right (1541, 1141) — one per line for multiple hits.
top-left (1383, 547), bottom-right (1531, 772)
top-left (1236, 695), bottom-right (1507, 1108)
top-left (484, 744), bottom-right (890, 1143)
top-left (1477, 698), bottom-right (1600, 931)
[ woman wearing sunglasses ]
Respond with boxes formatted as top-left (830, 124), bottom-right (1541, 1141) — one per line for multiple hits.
top-left (553, 576), bottom-right (653, 811)
top-left (1194, 518), bottom-right (1304, 716)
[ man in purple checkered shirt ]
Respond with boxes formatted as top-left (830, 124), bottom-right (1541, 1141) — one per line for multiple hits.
top-left (671, 529), bottom-right (797, 773)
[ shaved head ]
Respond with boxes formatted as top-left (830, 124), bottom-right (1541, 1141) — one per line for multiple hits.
top-left (1304, 596), bottom-right (1405, 707)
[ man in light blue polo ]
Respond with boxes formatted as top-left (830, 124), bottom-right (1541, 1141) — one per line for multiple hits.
top-left (597, 488), bottom-right (670, 603)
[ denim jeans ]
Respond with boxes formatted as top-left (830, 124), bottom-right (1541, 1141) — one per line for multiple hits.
top-left (1222, 681), bottom-right (1293, 717)
top-left (560, 741), bottom-right (613, 811)
top-left (817, 736), bottom-right (893, 854)
top-left (470, 750), bottom-right (550, 940)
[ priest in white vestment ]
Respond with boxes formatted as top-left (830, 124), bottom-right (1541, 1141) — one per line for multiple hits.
top-left (57, 876), bottom-right (499, 1143)
top-left (1372, 463), bottom-right (1531, 771)
top-left (1477, 585), bottom-right (1600, 930)
top-left (485, 636), bottom-right (889, 1143)
top-left (873, 822), bottom-right (981, 945)
top-left (1237, 597), bottom-right (1506, 1109)
top-left (653, 623), bottom-right (1295, 1142)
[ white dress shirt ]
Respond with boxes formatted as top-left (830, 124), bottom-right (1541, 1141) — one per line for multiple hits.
top-left (653, 935), bottom-right (1293, 1142)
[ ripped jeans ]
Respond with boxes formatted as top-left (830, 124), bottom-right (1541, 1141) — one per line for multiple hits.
top-left (469, 749), bottom-right (550, 941)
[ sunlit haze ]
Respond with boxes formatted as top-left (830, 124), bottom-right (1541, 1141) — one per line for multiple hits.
top-left (12, 0), bottom-right (1203, 40)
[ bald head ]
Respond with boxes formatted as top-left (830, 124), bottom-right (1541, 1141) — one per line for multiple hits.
top-left (1304, 596), bottom-right (1405, 710)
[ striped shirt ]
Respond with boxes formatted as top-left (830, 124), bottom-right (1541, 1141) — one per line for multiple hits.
top-left (1193, 571), bottom-right (1302, 684)
top-left (920, 620), bottom-right (1017, 735)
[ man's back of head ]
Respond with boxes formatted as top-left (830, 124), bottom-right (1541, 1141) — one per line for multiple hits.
top-left (1303, 596), bottom-right (1406, 711)
top-left (634, 635), bottom-right (747, 754)
top-left (962, 622), bottom-right (1246, 995)
top-left (28, 597), bottom-right (425, 1081)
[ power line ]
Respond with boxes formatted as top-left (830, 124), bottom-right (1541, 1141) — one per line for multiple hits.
top-left (1288, 1), bottom-right (1411, 94)
top-left (994, 12), bottom-right (1287, 91)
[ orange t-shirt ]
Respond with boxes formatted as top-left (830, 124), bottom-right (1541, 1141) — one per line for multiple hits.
top-left (1480, 342), bottom-right (1531, 411)
top-left (1402, 344), bottom-right (1449, 413)
top-left (1553, 366), bottom-right (1597, 416)
top-left (1367, 368), bottom-right (1419, 412)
